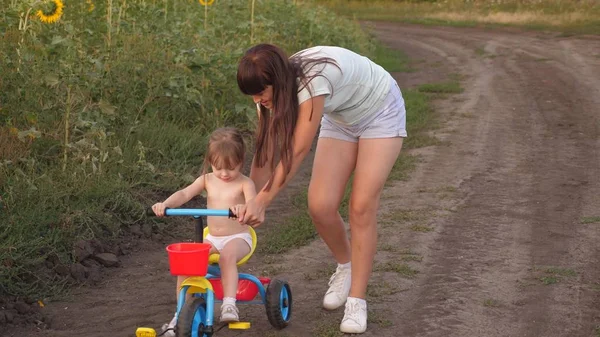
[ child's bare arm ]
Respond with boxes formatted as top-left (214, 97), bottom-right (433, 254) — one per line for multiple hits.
top-left (232, 178), bottom-right (257, 219)
top-left (152, 175), bottom-right (207, 216)
top-left (243, 177), bottom-right (257, 202)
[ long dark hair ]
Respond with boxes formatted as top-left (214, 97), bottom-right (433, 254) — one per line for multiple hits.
top-left (237, 44), bottom-right (338, 191)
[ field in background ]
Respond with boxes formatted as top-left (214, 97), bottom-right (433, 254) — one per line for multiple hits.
top-left (1, 0), bottom-right (437, 305)
top-left (318, 0), bottom-right (600, 35)
top-left (0, 0), bottom-right (378, 299)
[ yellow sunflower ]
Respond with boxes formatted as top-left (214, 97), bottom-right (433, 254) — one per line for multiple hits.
top-left (86, 0), bottom-right (95, 12)
top-left (35, 0), bottom-right (64, 24)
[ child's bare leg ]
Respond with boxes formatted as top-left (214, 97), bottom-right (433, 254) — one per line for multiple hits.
top-left (219, 239), bottom-right (250, 298)
top-left (218, 239), bottom-right (250, 322)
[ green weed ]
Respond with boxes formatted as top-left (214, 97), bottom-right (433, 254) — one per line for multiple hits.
top-left (319, 0), bottom-right (600, 35)
top-left (373, 42), bottom-right (411, 73)
top-left (376, 261), bottom-right (419, 278)
top-left (410, 224), bottom-right (434, 232)
top-left (580, 216), bottom-right (600, 224)
top-left (483, 298), bottom-right (500, 307)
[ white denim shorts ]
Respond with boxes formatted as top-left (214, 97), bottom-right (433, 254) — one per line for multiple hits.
top-left (319, 78), bottom-right (407, 142)
top-left (205, 232), bottom-right (253, 252)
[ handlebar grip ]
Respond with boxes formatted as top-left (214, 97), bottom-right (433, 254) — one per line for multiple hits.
top-left (146, 207), bottom-right (169, 217)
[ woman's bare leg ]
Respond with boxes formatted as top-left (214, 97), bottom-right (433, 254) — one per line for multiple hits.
top-left (307, 137), bottom-right (357, 264)
top-left (348, 137), bottom-right (403, 299)
top-left (339, 137), bottom-right (403, 334)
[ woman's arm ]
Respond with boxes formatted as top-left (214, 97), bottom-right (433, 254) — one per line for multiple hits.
top-left (239, 95), bottom-right (325, 225)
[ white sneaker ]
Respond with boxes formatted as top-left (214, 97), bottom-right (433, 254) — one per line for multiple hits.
top-left (160, 314), bottom-right (177, 337)
top-left (323, 264), bottom-right (351, 310)
top-left (220, 303), bottom-right (240, 323)
top-left (340, 297), bottom-right (367, 333)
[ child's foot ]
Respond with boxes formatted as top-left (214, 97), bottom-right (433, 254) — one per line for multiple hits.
top-left (160, 314), bottom-right (177, 337)
top-left (340, 297), bottom-right (367, 334)
top-left (323, 263), bottom-right (352, 310)
top-left (220, 303), bottom-right (240, 323)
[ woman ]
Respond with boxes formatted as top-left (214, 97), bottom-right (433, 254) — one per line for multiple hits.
top-left (236, 44), bottom-right (406, 334)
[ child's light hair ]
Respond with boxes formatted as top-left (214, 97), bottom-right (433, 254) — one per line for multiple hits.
top-left (202, 127), bottom-right (246, 174)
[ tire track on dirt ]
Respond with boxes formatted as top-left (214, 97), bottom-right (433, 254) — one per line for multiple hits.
top-left (366, 23), bottom-right (600, 337)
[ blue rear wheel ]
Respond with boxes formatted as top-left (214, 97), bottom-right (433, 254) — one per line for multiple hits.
top-left (265, 279), bottom-right (292, 329)
top-left (176, 297), bottom-right (209, 337)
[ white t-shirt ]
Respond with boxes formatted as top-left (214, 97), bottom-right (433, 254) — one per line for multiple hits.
top-left (292, 46), bottom-right (392, 126)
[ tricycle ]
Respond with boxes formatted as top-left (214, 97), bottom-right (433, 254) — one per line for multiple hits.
top-left (135, 208), bottom-right (292, 337)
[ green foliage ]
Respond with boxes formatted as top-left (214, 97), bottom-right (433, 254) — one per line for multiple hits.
top-left (319, 0), bottom-right (600, 35)
top-left (0, 0), bottom-right (376, 299)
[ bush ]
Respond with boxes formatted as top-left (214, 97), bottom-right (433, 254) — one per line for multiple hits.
top-left (0, 0), bottom-right (376, 299)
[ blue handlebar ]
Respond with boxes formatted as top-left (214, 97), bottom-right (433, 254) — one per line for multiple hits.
top-left (165, 208), bottom-right (232, 217)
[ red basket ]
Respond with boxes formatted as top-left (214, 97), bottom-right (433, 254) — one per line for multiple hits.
top-left (166, 243), bottom-right (212, 276)
top-left (208, 277), bottom-right (270, 301)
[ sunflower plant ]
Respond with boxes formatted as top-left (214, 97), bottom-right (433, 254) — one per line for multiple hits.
top-left (35, 0), bottom-right (64, 24)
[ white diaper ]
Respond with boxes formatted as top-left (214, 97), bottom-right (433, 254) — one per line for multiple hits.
top-left (205, 232), bottom-right (253, 252)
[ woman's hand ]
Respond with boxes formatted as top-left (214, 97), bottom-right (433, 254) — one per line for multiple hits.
top-left (237, 197), bottom-right (267, 227)
top-left (152, 202), bottom-right (167, 217)
top-left (231, 204), bottom-right (245, 219)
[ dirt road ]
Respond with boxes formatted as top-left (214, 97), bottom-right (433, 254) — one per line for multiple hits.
top-left (6, 23), bottom-right (600, 337)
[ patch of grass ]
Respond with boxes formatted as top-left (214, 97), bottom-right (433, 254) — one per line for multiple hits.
top-left (591, 283), bottom-right (600, 292)
top-left (410, 224), bottom-right (434, 232)
top-left (376, 261), bottom-right (419, 278)
top-left (483, 298), bottom-right (500, 307)
top-left (367, 281), bottom-right (403, 298)
top-left (441, 186), bottom-right (457, 192)
top-left (535, 266), bottom-right (577, 285)
top-left (418, 81), bottom-right (464, 94)
top-left (385, 208), bottom-right (431, 223)
top-left (400, 253), bottom-right (423, 262)
top-left (373, 42), bottom-right (411, 73)
top-left (403, 89), bottom-right (438, 150)
top-left (379, 243), bottom-right (398, 252)
top-left (264, 332), bottom-right (292, 337)
top-left (540, 276), bottom-right (559, 285)
top-left (320, 0), bottom-right (600, 35)
top-left (314, 321), bottom-right (344, 337)
top-left (405, 134), bottom-right (443, 148)
top-left (368, 309), bottom-right (393, 327)
top-left (260, 212), bottom-right (316, 254)
top-left (261, 265), bottom-right (286, 277)
top-left (303, 265), bottom-right (337, 281)
top-left (580, 216), bottom-right (600, 224)
top-left (595, 326), bottom-right (600, 337)
top-left (542, 266), bottom-right (577, 277)
top-left (388, 153), bottom-right (420, 181)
